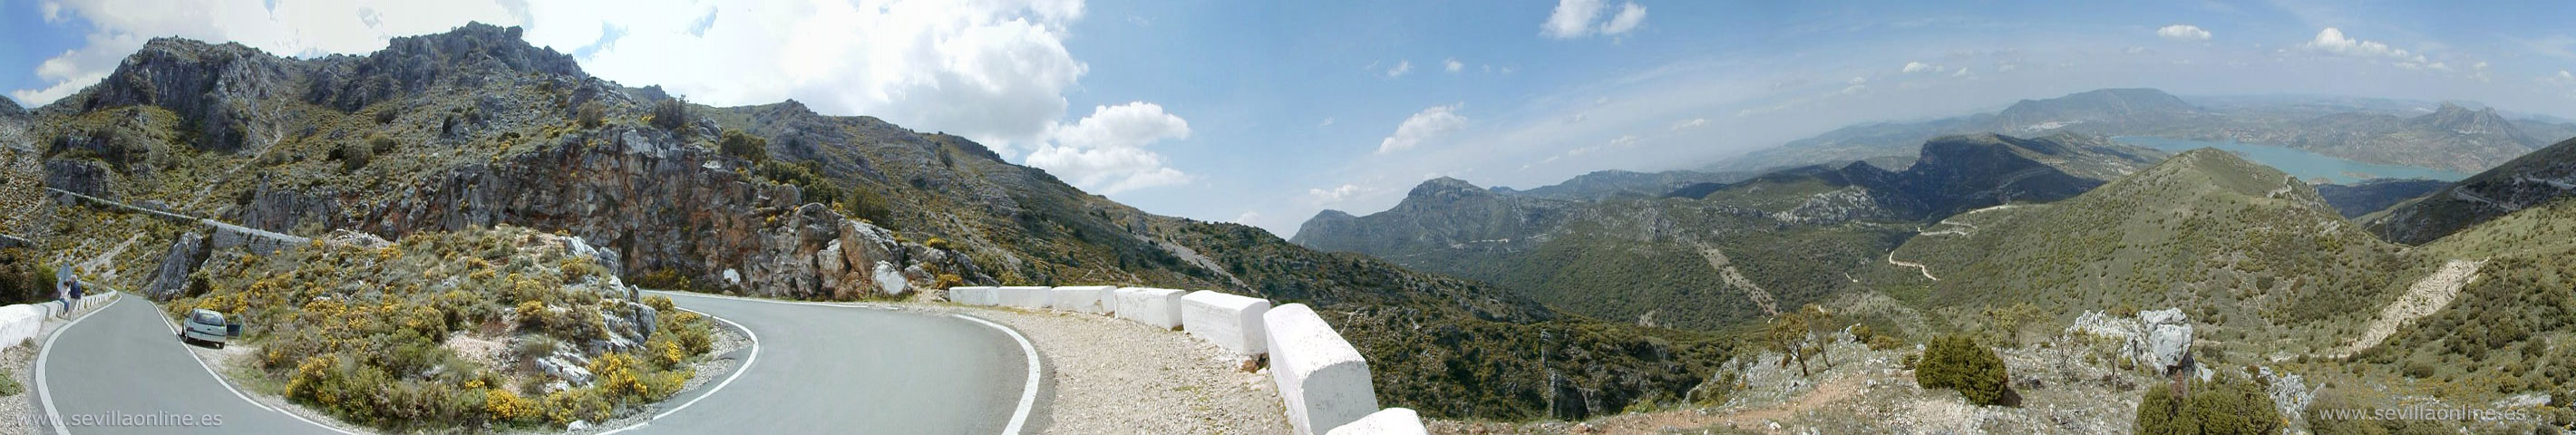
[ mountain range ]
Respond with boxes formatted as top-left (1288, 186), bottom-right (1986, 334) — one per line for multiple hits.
top-left (1706, 88), bottom-right (2576, 175)
top-left (1295, 132), bottom-right (2163, 330)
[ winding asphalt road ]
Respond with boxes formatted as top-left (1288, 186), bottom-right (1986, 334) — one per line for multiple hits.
top-left (35, 290), bottom-right (1040, 434)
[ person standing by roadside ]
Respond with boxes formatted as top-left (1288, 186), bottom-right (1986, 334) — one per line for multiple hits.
top-left (55, 276), bottom-right (73, 318)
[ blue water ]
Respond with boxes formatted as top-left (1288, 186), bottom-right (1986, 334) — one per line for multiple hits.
top-left (2112, 136), bottom-right (2471, 184)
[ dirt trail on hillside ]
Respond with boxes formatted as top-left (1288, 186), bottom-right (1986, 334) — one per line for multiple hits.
top-left (1887, 251), bottom-right (1939, 281)
top-left (1698, 246), bottom-right (1780, 316)
top-left (2336, 259), bottom-right (2484, 358)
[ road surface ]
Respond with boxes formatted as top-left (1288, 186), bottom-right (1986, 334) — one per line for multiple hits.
top-left (37, 290), bottom-right (1041, 434)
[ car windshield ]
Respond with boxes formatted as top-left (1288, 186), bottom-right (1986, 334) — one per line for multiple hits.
top-left (194, 312), bottom-right (222, 325)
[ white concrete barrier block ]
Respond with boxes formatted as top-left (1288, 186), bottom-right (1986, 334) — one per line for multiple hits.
top-left (948, 286), bottom-right (995, 305)
top-left (1264, 304), bottom-right (1379, 435)
top-left (1049, 285), bottom-right (1116, 314)
top-left (1324, 408), bottom-right (1426, 435)
top-left (0, 304), bottom-right (42, 350)
top-left (1181, 291), bottom-right (1269, 356)
top-left (1112, 287), bottom-right (1186, 330)
top-left (999, 286), bottom-right (1053, 309)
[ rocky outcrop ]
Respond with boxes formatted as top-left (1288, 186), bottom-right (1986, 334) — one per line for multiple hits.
top-left (2137, 308), bottom-right (2193, 373)
top-left (305, 23), bottom-right (585, 112)
top-left (44, 160), bottom-right (114, 199)
top-left (142, 231), bottom-right (209, 299)
top-left (76, 38), bottom-right (296, 152)
top-left (362, 125), bottom-right (984, 298)
top-left (234, 177), bottom-right (343, 233)
top-left (2065, 308), bottom-right (2193, 374)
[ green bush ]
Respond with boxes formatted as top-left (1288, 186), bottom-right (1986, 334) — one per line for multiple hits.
top-left (1915, 334), bottom-right (2011, 406)
top-left (2134, 374), bottom-right (2284, 435)
top-left (0, 369), bottom-right (22, 396)
top-left (717, 129), bottom-right (768, 163)
top-left (0, 248), bottom-right (57, 305)
top-left (331, 140), bottom-right (374, 172)
top-left (577, 102), bottom-right (606, 130)
top-left (650, 98), bottom-right (688, 131)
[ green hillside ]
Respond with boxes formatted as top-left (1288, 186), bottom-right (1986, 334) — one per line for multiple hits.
top-left (1892, 149), bottom-right (2435, 355)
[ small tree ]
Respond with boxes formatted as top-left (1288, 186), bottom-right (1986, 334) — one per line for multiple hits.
top-left (1767, 311), bottom-right (1813, 377)
top-left (1917, 334), bottom-right (2011, 406)
top-left (1802, 304), bottom-right (1838, 368)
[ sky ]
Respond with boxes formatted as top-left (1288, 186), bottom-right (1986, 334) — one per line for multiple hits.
top-left (9, 0), bottom-right (2576, 237)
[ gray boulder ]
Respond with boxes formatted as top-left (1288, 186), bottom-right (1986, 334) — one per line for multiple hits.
top-left (2135, 308), bottom-right (2192, 372)
top-left (143, 231), bottom-right (209, 299)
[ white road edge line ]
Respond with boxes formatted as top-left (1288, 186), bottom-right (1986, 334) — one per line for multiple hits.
top-left (142, 298), bottom-right (357, 435)
top-left (35, 292), bottom-right (121, 435)
top-left (951, 313), bottom-right (1041, 435)
top-left (646, 290), bottom-right (1040, 435)
top-left (598, 305), bottom-right (762, 435)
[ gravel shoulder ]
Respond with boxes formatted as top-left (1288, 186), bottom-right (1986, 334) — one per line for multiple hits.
top-left (914, 303), bottom-right (1292, 435)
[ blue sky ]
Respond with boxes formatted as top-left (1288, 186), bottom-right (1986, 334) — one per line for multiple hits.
top-left (9, 0), bottom-right (2576, 237)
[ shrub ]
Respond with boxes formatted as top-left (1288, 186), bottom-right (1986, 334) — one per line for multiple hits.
top-left (331, 140), bottom-right (374, 172)
top-left (0, 369), bottom-right (21, 396)
top-left (374, 108), bottom-right (400, 124)
top-left (925, 237), bottom-right (950, 251)
top-left (0, 248), bottom-right (56, 305)
top-left (576, 102), bottom-right (606, 129)
top-left (2134, 374), bottom-right (2284, 435)
top-left (1867, 334), bottom-right (1906, 351)
top-left (484, 389), bottom-right (536, 423)
top-left (642, 295), bottom-right (675, 313)
top-left (842, 186), bottom-right (892, 225)
top-left (717, 129), bottom-right (768, 163)
top-left (649, 98), bottom-right (688, 131)
top-left (1916, 334), bottom-right (2011, 406)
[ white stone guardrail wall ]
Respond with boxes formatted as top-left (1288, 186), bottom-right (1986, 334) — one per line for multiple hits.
top-left (0, 285), bottom-right (120, 351)
top-left (948, 286), bottom-right (1427, 435)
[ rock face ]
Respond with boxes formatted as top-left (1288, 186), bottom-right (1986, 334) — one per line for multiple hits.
top-left (44, 160), bottom-right (114, 199)
top-left (358, 125), bottom-right (984, 298)
top-left (76, 37), bottom-right (297, 152)
top-left (304, 23), bottom-right (584, 112)
top-left (2136, 308), bottom-right (2193, 373)
top-left (142, 231), bottom-right (209, 299)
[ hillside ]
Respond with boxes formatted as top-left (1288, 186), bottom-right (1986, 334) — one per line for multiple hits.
top-left (2365, 135), bottom-right (2576, 245)
top-left (2315, 178), bottom-right (2446, 218)
top-left (1296, 132), bottom-right (2161, 331)
top-left (10, 23), bottom-right (1719, 421)
top-left (1708, 89), bottom-right (2570, 176)
top-left (1891, 149), bottom-right (2434, 357)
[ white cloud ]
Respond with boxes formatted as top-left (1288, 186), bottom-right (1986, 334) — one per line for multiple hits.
top-left (1541, 0), bottom-right (1644, 39)
top-left (2472, 61), bottom-right (2492, 82)
top-left (1386, 60), bottom-right (1413, 78)
top-left (1024, 102), bottom-right (1194, 194)
top-left (1601, 2), bottom-right (1647, 34)
top-left (1541, 0), bottom-right (1605, 39)
top-left (2156, 24), bottom-right (2211, 42)
top-left (1444, 58), bottom-right (1463, 73)
top-left (1669, 118), bottom-right (1707, 131)
top-left (1307, 184), bottom-right (1377, 205)
top-left (1847, 76), bottom-right (1866, 85)
top-left (1377, 103), bottom-right (1468, 154)
top-left (1318, 117), bottom-right (1335, 127)
top-left (1902, 61), bottom-right (1939, 73)
top-left (1952, 67), bottom-right (1972, 77)
top-left (12, 0), bottom-right (523, 105)
top-left (2301, 27), bottom-right (2411, 59)
top-left (1232, 211), bottom-right (1263, 226)
top-left (1996, 61), bottom-right (2018, 72)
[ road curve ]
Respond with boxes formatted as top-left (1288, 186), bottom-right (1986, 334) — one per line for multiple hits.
top-left (616, 291), bottom-right (1037, 434)
top-left (37, 295), bottom-right (343, 434)
top-left (37, 290), bottom-right (1039, 434)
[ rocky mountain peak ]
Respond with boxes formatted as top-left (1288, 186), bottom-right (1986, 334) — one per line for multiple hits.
top-left (306, 22), bottom-right (585, 111)
top-left (2413, 102), bottom-right (2522, 139)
